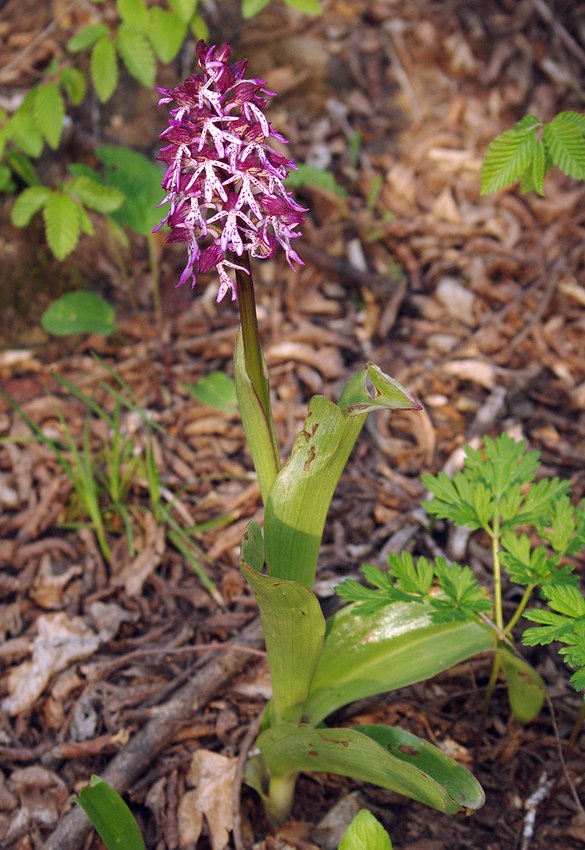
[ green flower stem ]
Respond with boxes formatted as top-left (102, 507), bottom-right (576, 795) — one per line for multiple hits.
top-left (491, 517), bottom-right (503, 631)
top-left (504, 583), bottom-right (536, 637)
top-left (235, 254), bottom-right (270, 412)
top-left (264, 771), bottom-right (298, 825)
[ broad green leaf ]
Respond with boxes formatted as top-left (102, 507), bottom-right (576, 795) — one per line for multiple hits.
top-left (189, 13), bottom-right (208, 40)
top-left (7, 109), bottom-right (44, 157)
top-left (118, 0), bottom-right (149, 29)
top-left (285, 0), bottom-right (322, 12)
top-left (91, 37), bottom-right (119, 102)
top-left (67, 23), bottom-right (110, 53)
top-left (75, 775), bottom-right (145, 850)
top-left (60, 67), bottom-right (87, 105)
top-left (480, 127), bottom-right (538, 194)
top-left (253, 723), bottom-right (484, 815)
top-left (500, 647), bottom-right (546, 723)
top-left (43, 192), bottom-right (81, 260)
top-left (95, 145), bottom-right (164, 234)
top-left (41, 291), bottom-right (116, 337)
top-left (10, 185), bottom-right (51, 226)
top-left (339, 810), bottom-right (392, 850)
top-left (116, 24), bottom-right (156, 87)
top-left (184, 370), bottom-right (238, 413)
top-left (168, 0), bottom-right (198, 22)
top-left (234, 327), bottom-right (281, 504)
top-left (242, 0), bottom-right (270, 17)
top-left (285, 164), bottom-right (346, 197)
top-left (33, 83), bottom-right (65, 149)
top-left (303, 601), bottom-right (495, 724)
top-left (241, 521), bottom-right (264, 573)
top-left (556, 111), bottom-right (585, 133)
top-left (147, 8), bottom-right (186, 62)
top-left (241, 561), bottom-right (325, 724)
top-left (78, 203), bottom-right (94, 236)
top-left (67, 175), bottom-right (124, 213)
top-left (543, 114), bottom-right (585, 180)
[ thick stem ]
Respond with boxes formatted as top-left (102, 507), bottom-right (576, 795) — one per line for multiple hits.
top-left (264, 772), bottom-right (298, 825)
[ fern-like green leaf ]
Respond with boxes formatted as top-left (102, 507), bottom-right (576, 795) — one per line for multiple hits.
top-left (543, 114), bottom-right (585, 180)
top-left (91, 37), bottom-right (119, 103)
top-left (10, 186), bottom-right (51, 227)
top-left (147, 8), bottom-right (186, 63)
top-left (116, 24), bottom-right (156, 87)
top-left (43, 192), bottom-right (81, 260)
top-left (481, 127), bottom-right (538, 195)
top-left (67, 175), bottom-right (125, 213)
top-left (33, 83), bottom-right (65, 149)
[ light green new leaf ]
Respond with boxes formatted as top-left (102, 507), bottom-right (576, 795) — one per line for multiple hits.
top-left (118, 0), bottom-right (149, 30)
top-left (242, 0), bottom-right (270, 17)
top-left (6, 109), bottom-right (44, 157)
top-left (95, 145), bottom-right (165, 235)
top-left (116, 24), bottom-right (156, 87)
top-left (168, 0), bottom-right (199, 23)
top-left (43, 192), bottom-right (81, 260)
top-left (499, 647), bottom-right (546, 723)
top-left (41, 291), bottom-right (116, 337)
top-left (148, 8), bottom-right (186, 62)
top-left (241, 561), bottom-right (325, 725)
top-left (184, 370), bottom-right (238, 414)
top-left (60, 67), bottom-right (87, 105)
top-left (303, 601), bottom-right (495, 724)
top-left (75, 775), bottom-right (145, 850)
top-left (91, 37), bottom-right (119, 103)
top-left (543, 114), bottom-right (585, 180)
top-left (33, 83), bottom-right (65, 149)
top-left (556, 111), bottom-right (585, 133)
top-left (285, 0), bottom-right (322, 13)
top-left (11, 185), bottom-right (51, 227)
top-left (339, 810), bottom-right (392, 850)
top-left (67, 23), bottom-right (110, 53)
top-left (480, 127), bottom-right (538, 194)
top-left (67, 175), bottom-right (124, 213)
top-left (253, 723), bottom-right (484, 815)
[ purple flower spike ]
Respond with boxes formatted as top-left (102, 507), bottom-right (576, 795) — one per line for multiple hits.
top-left (156, 40), bottom-right (307, 302)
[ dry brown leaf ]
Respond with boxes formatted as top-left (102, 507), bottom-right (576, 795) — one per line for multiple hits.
top-left (115, 514), bottom-right (165, 596)
top-left (29, 555), bottom-right (82, 609)
top-left (178, 750), bottom-right (237, 850)
top-left (443, 360), bottom-right (495, 389)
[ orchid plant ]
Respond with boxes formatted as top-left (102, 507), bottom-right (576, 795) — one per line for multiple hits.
top-left (155, 41), bottom-right (497, 825)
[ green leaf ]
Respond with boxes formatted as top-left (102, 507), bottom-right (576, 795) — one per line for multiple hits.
top-left (168, 0), bottom-right (198, 22)
top-left (285, 164), bottom-right (346, 197)
top-left (338, 362), bottom-right (421, 415)
top-left (480, 126), bottom-right (539, 194)
top-left (118, 0), bottom-right (149, 29)
top-left (41, 291), bottom-right (116, 337)
top-left (499, 648), bottom-right (546, 723)
top-left (91, 37), bottom-right (119, 103)
top-left (10, 185), bottom-right (51, 226)
top-left (253, 723), bottom-right (484, 815)
top-left (67, 175), bottom-right (125, 213)
top-left (184, 370), bottom-right (238, 413)
top-left (94, 145), bottom-right (164, 234)
top-left (7, 108), bottom-right (44, 157)
top-left (116, 24), bottom-right (156, 87)
top-left (530, 139), bottom-right (546, 196)
top-left (241, 521), bottom-right (264, 573)
top-left (241, 561), bottom-right (325, 724)
top-left (303, 602), bottom-right (495, 725)
top-left (0, 164), bottom-right (13, 191)
top-left (33, 83), bottom-right (65, 149)
top-left (67, 23), bottom-right (110, 53)
top-left (543, 114), bottom-right (585, 179)
top-left (147, 8), bottom-right (186, 62)
top-left (242, 0), bottom-right (270, 17)
top-left (556, 111), bottom-right (585, 133)
top-left (60, 67), bottom-right (87, 105)
top-left (285, 0), bottom-right (322, 12)
top-left (432, 557), bottom-right (492, 622)
top-left (43, 192), bottom-right (81, 260)
top-left (189, 13), bottom-right (208, 40)
top-left (339, 810), bottom-right (392, 850)
top-left (75, 775), bottom-right (145, 850)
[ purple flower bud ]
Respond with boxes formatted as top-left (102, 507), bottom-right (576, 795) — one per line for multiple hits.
top-left (155, 40), bottom-right (307, 302)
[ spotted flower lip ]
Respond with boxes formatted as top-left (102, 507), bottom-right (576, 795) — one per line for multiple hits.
top-left (155, 40), bottom-right (307, 302)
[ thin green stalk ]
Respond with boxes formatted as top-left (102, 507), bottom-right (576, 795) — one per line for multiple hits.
top-left (504, 583), bottom-right (536, 636)
top-left (491, 517), bottom-right (504, 631)
top-left (148, 232), bottom-right (162, 332)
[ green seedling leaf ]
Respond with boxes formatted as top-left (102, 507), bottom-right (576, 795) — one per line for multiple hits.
top-left (41, 292), bottom-right (116, 337)
top-left (303, 601), bottom-right (495, 725)
top-left (148, 7), bottom-right (186, 62)
top-left (59, 67), bottom-right (87, 105)
top-left (67, 175), bottom-right (125, 213)
top-left (242, 0), bottom-right (270, 17)
top-left (241, 560), bottom-right (325, 724)
top-left (499, 647), bottom-right (546, 723)
top-left (11, 185), bottom-right (51, 226)
top-left (481, 125), bottom-right (539, 194)
top-left (33, 83), bottom-right (65, 149)
top-left (285, 164), bottom-right (346, 197)
top-left (43, 192), bottom-right (81, 260)
top-left (91, 37), bottom-right (119, 102)
top-left (75, 775), bottom-right (145, 850)
top-left (116, 24), bottom-right (156, 87)
top-left (184, 371), bottom-right (238, 413)
top-left (68, 22), bottom-right (110, 52)
top-left (543, 114), bottom-right (585, 180)
top-left (252, 723), bottom-right (484, 815)
top-left (339, 809), bottom-right (392, 850)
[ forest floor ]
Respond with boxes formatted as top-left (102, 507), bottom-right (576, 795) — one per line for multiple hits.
top-left (1, 1), bottom-right (585, 849)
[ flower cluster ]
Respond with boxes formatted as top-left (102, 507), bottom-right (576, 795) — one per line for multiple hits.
top-left (156, 40), bottom-right (306, 302)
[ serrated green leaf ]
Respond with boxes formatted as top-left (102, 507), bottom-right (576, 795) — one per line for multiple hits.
top-left (514, 114), bottom-right (541, 131)
top-left (118, 0), bottom-right (149, 29)
top-left (67, 175), bottom-right (124, 213)
top-left (91, 37), bottom-right (119, 103)
top-left (339, 810), bottom-right (392, 850)
top-left (531, 139), bottom-right (545, 195)
top-left (481, 127), bottom-right (538, 194)
top-left (60, 67), bottom-right (87, 105)
top-left (116, 24), bottom-right (156, 87)
top-left (543, 584), bottom-right (585, 619)
top-left (0, 164), bottom-right (13, 191)
top-left (78, 203), bottom-right (94, 236)
top-left (7, 109), bottom-right (44, 157)
top-left (147, 8), bottom-right (186, 62)
top-left (41, 291), bottom-right (116, 336)
top-left (6, 151), bottom-right (40, 186)
top-left (95, 145), bottom-right (165, 235)
top-left (242, 0), bottom-right (270, 17)
top-left (543, 115), bottom-right (585, 180)
top-left (68, 23), bottom-right (110, 53)
top-left (168, 0), bottom-right (198, 22)
top-left (556, 111), bottom-right (585, 133)
top-left (43, 192), bottom-right (81, 260)
top-left (10, 185), bottom-right (51, 226)
top-left (75, 776), bottom-right (145, 850)
top-left (285, 0), bottom-right (322, 12)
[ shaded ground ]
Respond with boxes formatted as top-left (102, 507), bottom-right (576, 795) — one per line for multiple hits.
top-left (1, 1), bottom-right (585, 848)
